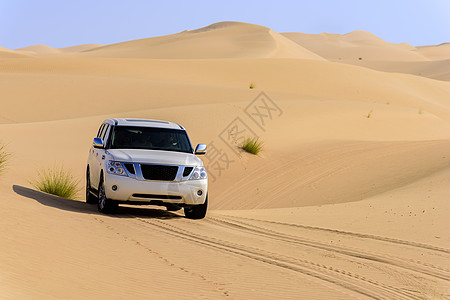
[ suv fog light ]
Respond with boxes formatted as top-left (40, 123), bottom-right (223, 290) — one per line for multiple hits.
top-left (112, 185), bottom-right (118, 191)
top-left (197, 190), bottom-right (203, 196)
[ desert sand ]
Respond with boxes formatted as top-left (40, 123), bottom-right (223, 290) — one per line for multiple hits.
top-left (282, 31), bottom-right (450, 81)
top-left (0, 21), bottom-right (449, 299)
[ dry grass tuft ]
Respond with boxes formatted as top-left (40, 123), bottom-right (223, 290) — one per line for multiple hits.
top-left (31, 166), bottom-right (80, 199)
top-left (242, 137), bottom-right (263, 155)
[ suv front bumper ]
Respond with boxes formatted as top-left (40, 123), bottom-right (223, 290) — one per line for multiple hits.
top-left (104, 173), bottom-right (207, 205)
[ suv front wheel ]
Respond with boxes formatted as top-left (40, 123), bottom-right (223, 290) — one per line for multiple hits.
top-left (98, 178), bottom-right (118, 213)
top-left (184, 195), bottom-right (208, 219)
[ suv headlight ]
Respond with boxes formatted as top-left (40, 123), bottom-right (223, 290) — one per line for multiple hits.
top-left (107, 161), bottom-right (128, 176)
top-left (188, 166), bottom-right (207, 180)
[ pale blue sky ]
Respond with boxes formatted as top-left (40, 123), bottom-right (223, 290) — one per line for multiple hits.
top-left (1, 0), bottom-right (449, 49)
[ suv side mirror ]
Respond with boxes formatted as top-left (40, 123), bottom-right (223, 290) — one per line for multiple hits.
top-left (195, 144), bottom-right (207, 155)
top-left (93, 137), bottom-right (105, 148)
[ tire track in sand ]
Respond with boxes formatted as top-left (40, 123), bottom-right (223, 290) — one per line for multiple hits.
top-left (132, 217), bottom-right (420, 300)
top-left (206, 215), bottom-right (450, 281)
top-left (220, 215), bottom-right (450, 254)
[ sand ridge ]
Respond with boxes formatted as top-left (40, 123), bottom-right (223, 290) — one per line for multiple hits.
top-left (14, 44), bottom-right (104, 56)
top-left (282, 31), bottom-right (450, 81)
top-left (416, 43), bottom-right (450, 60)
top-left (282, 30), bottom-right (429, 62)
top-left (79, 22), bottom-right (325, 60)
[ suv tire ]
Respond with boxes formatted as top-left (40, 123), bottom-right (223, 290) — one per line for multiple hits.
top-left (98, 178), bottom-right (118, 213)
top-left (184, 195), bottom-right (208, 219)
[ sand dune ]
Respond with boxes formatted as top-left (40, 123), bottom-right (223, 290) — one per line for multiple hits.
top-left (0, 46), bottom-right (30, 58)
top-left (81, 22), bottom-right (325, 60)
top-left (213, 140), bottom-right (450, 209)
top-left (416, 43), bottom-right (450, 60)
top-left (14, 44), bottom-right (104, 56)
top-left (1, 57), bottom-right (449, 124)
top-left (282, 30), bottom-right (428, 62)
top-left (15, 44), bottom-right (62, 55)
top-left (282, 31), bottom-right (450, 81)
top-left (0, 21), bottom-right (449, 298)
top-left (59, 43), bottom-right (104, 53)
top-left (351, 59), bottom-right (450, 81)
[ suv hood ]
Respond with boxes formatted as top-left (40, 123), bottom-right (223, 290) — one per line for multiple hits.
top-left (107, 149), bottom-right (203, 166)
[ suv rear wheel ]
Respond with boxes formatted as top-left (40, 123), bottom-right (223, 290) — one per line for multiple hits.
top-left (184, 195), bottom-right (208, 219)
top-left (98, 178), bottom-right (118, 213)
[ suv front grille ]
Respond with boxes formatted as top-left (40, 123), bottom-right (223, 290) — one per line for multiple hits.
top-left (140, 164), bottom-right (178, 181)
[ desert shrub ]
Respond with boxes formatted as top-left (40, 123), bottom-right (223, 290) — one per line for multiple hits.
top-left (31, 166), bottom-right (80, 199)
top-left (242, 137), bottom-right (263, 155)
top-left (249, 82), bottom-right (255, 89)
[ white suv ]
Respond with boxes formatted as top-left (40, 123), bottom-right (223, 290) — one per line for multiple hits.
top-left (86, 118), bottom-right (208, 219)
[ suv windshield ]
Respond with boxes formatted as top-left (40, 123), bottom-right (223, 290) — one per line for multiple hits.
top-left (110, 126), bottom-right (193, 153)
